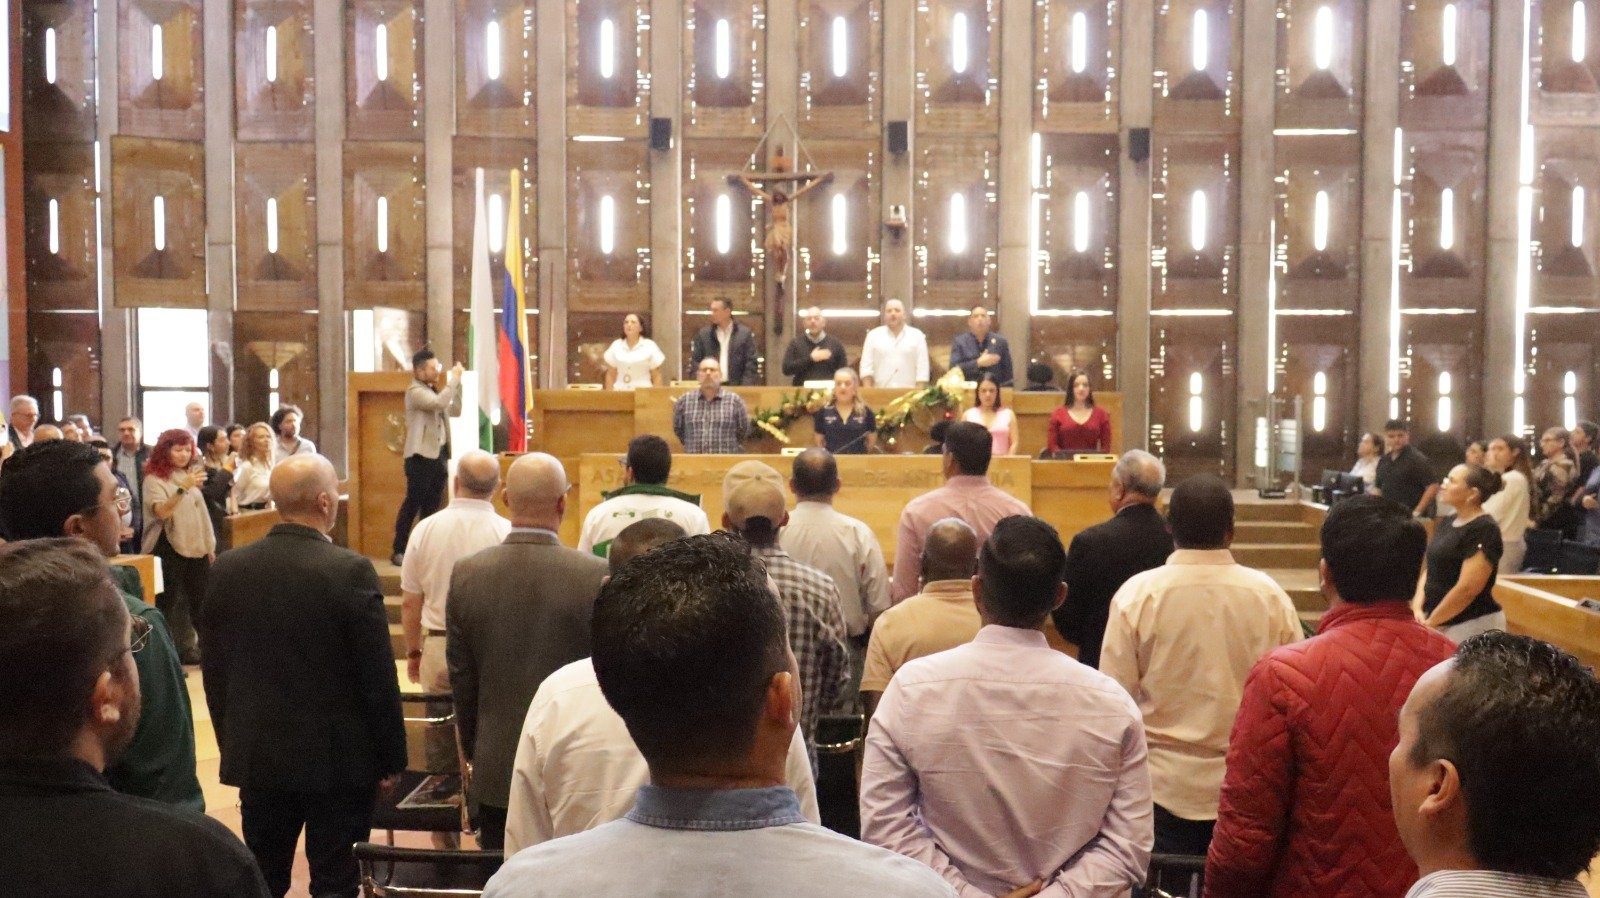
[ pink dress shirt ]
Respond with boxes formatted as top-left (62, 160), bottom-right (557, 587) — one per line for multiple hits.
top-left (860, 626), bottom-right (1154, 898)
top-left (891, 476), bottom-right (1032, 602)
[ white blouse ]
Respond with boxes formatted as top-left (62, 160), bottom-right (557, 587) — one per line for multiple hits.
top-left (603, 337), bottom-right (666, 391)
top-left (1483, 469), bottom-right (1532, 544)
top-left (232, 459), bottom-right (274, 507)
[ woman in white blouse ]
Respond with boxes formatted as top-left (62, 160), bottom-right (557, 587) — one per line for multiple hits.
top-left (1484, 433), bottom-right (1534, 575)
top-left (231, 422), bottom-right (276, 511)
top-left (603, 313), bottom-right (666, 391)
top-left (1349, 432), bottom-right (1381, 488)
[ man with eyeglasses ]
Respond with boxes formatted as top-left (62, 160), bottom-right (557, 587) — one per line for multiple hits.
top-left (0, 539), bottom-right (270, 897)
top-left (0, 440), bottom-right (204, 812)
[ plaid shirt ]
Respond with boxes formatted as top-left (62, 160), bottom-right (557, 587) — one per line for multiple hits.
top-left (672, 389), bottom-right (749, 454)
top-left (753, 546), bottom-right (851, 753)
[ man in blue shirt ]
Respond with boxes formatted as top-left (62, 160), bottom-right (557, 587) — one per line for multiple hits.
top-left (949, 306), bottom-right (1014, 386)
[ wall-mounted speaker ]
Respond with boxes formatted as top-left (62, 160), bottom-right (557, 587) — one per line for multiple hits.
top-left (1127, 127), bottom-right (1151, 164)
top-left (650, 117), bottom-right (673, 151)
top-left (887, 121), bottom-right (909, 155)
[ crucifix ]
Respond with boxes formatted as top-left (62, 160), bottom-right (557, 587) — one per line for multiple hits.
top-left (726, 143), bottom-right (833, 334)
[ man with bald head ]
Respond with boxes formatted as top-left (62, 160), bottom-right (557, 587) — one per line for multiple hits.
top-left (201, 453), bottom-right (407, 898)
top-left (447, 451), bottom-right (608, 850)
top-left (860, 518), bottom-right (983, 719)
top-left (724, 479), bottom-right (849, 762)
top-left (782, 306), bottom-right (848, 385)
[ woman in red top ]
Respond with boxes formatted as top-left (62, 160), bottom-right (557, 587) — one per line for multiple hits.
top-left (1047, 370), bottom-right (1111, 454)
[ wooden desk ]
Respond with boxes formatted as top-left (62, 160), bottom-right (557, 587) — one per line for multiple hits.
top-left (1495, 576), bottom-right (1600, 671)
top-left (1031, 460), bottom-right (1118, 545)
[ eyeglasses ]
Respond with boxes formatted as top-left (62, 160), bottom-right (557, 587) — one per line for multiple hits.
top-left (113, 487), bottom-right (132, 514)
top-left (130, 616), bottom-right (152, 655)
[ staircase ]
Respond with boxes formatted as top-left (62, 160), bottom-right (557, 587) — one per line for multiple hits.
top-left (377, 562), bottom-right (407, 660)
top-left (1229, 500), bottom-right (1328, 630)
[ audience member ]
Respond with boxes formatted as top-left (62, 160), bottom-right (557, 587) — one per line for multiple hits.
top-left (89, 438), bottom-right (138, 549)
top-left (948, 306), bottom-right (1014, 386)
top-left (1052, 450), bottom-right (1173, 669)
top-left (1101, 474), bottom-right (1300, 855)
top-left (1583, 463), bottom-right (1600, 547)
top-left (1205, 496), bottom-right (1457, 898)
top-left (0, 440), bottom-right (203, 811)
top-left (183, 402), bottom-right (206, 440)
top-left (782, 306), bottom-right (848, 385)
top-left (503, 519), bottom-right (821, 855)
top-left (1419, 464), bottom-right (1505, 643)
top-left (673, 358), bottom-right (750, 454)
top-left (1375, 420), bottom-right (1439, 518)
top-left (1534, 426), bottom-right (1581, 534)
top-left (141, 429), bottom-right (215, 664)
top-left (6, 394), bottom-right (39, 450)
top-left (1484, 434), bottom-right (1534, 573)
top-left (393, 349), bottom-right (465, 566)
top-left (112, 417), bottom-right (150, 554)
top-left (578, 434), bottom-right (709, 557)
top-left (197, 425), bottom-right (236, 551)
top-left (68, 412), bottom-right (96, 440)
top-left (724, 479), bottom-right (850, 758)
top-left (200, 454), bottom-right (406, 898)
top-left (860, 299), bottom-right (930, 389)
top-left (1391, 632), bottom-right (1600, 897)
top-left (232, 422), bottom-right (276, 511)
top-left (483, 533), bottom-right (955, 898)
top-left (689, 297), bottom-right (761, 385)
top-left (1350, 432), bottom-right (1381, 487)
top-left (862, 516), bottom-right (1152, 896)
top-left (269, 404), bottom-right (316, 462)
top-left (0, 539), bottom-right (271, 898)
top-left (722, 458), bottom-right (787, 504)
top-left (962, 373), bottom-right (1017, 456)
top-left (60, 420), bottom-right (84, 442)
top-left (813, 367), bottom-right (877, 454)
top-left (922, 419), bottom-right (950, 455)
top-left (860, 518), bottom-right (982, 718)
top-left (1047, 370), bottom-right (1112, 455)
top-left (1021, 362), bottom-right (1055, 392)
top-left (1574, 420), bottom-right (1599, 486)
top-left (225, 422), bottom-right (245, 461)
top-left (891, 421), bottom-right (1031, 601)
top-left (447, 452), bottom-right (607, 851)
top-left (32, 423), bottom-right (63, 442)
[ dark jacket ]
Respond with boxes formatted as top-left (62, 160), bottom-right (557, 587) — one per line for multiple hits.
top-left (110, 576), bottom-right (205, 811)
top-left (447, 530), bottom-right (608, 809)
top-left (200, 523), bottom-right (407, 791)
top-left (1051, 502), bottom-right (1173, 669)
top-left (781, 332), bottom-right (849, 385)
top-left (0, 757), bottom-right (270, 897)
top-left (689, 322), bottom-right (761, 385)
top-left (199, 463), bottom-right (235, 552)
top-left (949, 331), bottom-right (1015, 386)
top-left (113, 444), bottom-right (151, 554)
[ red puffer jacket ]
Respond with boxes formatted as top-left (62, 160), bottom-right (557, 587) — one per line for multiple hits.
top-left (1204, 602), bottom-right (1457, 898)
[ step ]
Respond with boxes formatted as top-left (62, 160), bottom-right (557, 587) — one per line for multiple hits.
top-left (1234, 521), bottom-right (1318, 543)
top-left (1233, 503), bottom-right (1306, 523)
top-left (1232, 543), bottom-right (1321, 569)
top-left (385, 595), bottom-right (403, 625)
top-left (389, 623), bottom-right (407, 661)
top-left (376, 562), bottom-right (401, 596)
top-left (1263, 568), bottom-right (1328, 613)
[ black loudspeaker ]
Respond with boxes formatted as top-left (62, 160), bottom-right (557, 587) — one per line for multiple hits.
top-left (1127, 127), bottom-right (1151, 163)
top-left (887, 120), bottom-right (909, 155)
top-left (649, 117), bottom-right (673, 151)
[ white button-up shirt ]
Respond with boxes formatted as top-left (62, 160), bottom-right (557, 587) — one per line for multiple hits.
top-left (399, 497), bottom-right (512, 631)
top-left (861, 626), bottom-right (1153, 898)
top-left (503, 659), bottom-right (822, 856)
top-left (1100, 549), bottom-right (1301, 821)
top-left (860, 325), bottom-right (931, 389)
top-left (780, 501), bottom-right (890, 637)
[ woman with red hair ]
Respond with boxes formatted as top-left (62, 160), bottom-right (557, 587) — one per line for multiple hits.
top-left (142, 428), bottom-right (216, 663)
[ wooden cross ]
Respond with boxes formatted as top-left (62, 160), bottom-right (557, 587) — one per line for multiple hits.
top-left (726, 145), bottom-right (833, 312)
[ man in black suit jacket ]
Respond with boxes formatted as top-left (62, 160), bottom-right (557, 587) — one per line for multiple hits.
top-left (201, 454), bottom-right (406, 898)
top-left (689, 297), bottom-right (761, 385)
top-left (1051, 449), bottom-right (1174, 669)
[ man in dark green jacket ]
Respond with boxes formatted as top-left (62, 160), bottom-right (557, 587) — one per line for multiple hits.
top-left (0, 440), bottom-right (204, 812)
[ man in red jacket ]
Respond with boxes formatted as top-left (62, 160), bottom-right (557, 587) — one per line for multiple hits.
top-left (1204, 496), bottom-right (1457, 898)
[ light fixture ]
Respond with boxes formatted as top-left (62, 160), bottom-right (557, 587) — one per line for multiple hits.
top-left (947, 192), bottom-right (968, 254)
top-left (1439, 187), bottom-right (1455, 250)
top-left (47, 198), bottom-right (59, 255)
top-left (268, 368), bottom-right (280, 412)
top-left (599, 194), bottom-right (616, 255)
top-left (1313, 6), bottom-right (1334, 71)
top-left (713, 18), bottom-right (732, 80)
top-left (265, 25), bottom-right (278, 83)
top-left (598, 18), bottom-right (615, 79)
top-left (1573, 185), bottom-right (1586, 247)
top-left (831, 193), bottom-right (848, 256)
top-left (1189, 189), bottom-right (1208, 252)
top-left (714, 193), bottom-right (733, 255)
top-left (951, 12), bottom-right (970, 74)
top-left (831, 16), bottom-right (849, 78)
top-left (44, 27), bottom-right (57, 85)
top-left (1070, 12), bottom-right (1088, 74)
top-left (266, 197), bottom-right (279, 254)
top-left (1188, 372), bottom-right (1204, 432)
top-left (1437, 371), bottom-right (1453, 433)
top-left (151, 24), bottom-right (164, 81)
top-left (375, 196), bottom-right (389, 253)
top-left (1073, 191), bottom-right (1091, 253)
top-left (51, 368), bottom-right (63, 421)
top-left (374, 23), bottom-right (389, 82)
top-left (152, 196), bottom-right (166, 251)
top-left (1441, 3), bottom-right (1458, 67)
top-left (485, 21), bottom-right (502, 81)
top-left (1191, 9), bottom-right (1209, 72)
top-left (488, 193), bottom-right (505, 253)
top-left (1565, 370), bottom-right (1580, 430)
top-left (1312, 371), bottom-right (1328, 432)
top-left (1313, 190), bottom-right (1330, 252)
top-left (1576, 1), bottom-right (1589, 64)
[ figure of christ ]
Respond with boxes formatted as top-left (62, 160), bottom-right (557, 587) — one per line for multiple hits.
top-left (728, 149), bottom-right (833, 290)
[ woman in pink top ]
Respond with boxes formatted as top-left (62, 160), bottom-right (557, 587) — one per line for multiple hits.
top-left (962, 374), bottom-right (1017, 456)
top-left (1047, 370), bottom-right (1112, 454)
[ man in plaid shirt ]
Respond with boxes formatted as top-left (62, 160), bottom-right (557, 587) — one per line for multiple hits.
top-left (725, 476), bottom-right (850, 763)
top-left (673, 358), bottom-right (750, 454)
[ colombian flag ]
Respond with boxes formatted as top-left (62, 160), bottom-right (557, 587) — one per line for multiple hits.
top-left (497, 172), bottom-right (533, 452)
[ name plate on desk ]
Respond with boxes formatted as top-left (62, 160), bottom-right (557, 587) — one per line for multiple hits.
top-left (567, 383), bottom-right (603, 391)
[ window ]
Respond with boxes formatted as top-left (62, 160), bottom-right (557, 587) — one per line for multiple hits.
top-left (831, 193), bottom-right (848, 256)
top-left (1313, 6), bottom-right (1335, 71)
top-left (47, 198), bottom-right (60, 255)
top-left (1073, 191), bottom-right (1091, 253)
top-left (51, 367), bottom-right (64, 421)
top-left (713, 18), bottom-right (732, 80)
top-left (950, 12), bottom-right (970, 74)
top-left (375, 22), bottom-right (390, 82)
top-left (268, 368), bottom-right (281, 412)
top-left (1069, 12), bottom-right (1088, 74)
top-left (1191, 9), bottom-right (1209, 72)
top-left (1311, 371), bottom-right (1328, 432)
top-left (1188, 371), bottom-right (1204, 432)
top-left (598, 18), bottom-right (615, 79)
top-left (44, 26), bottom-right (57, 85)
top-left (136, 308), bottom-right (210, 434)
top-left (1439, 187), bottom-right (1455, 250)
top-left (1441, 3), bottom-right (1458, 67)
top-left (1564, 370), bottom-right (1579, 431)
top-left (947, 192), bottom-right (968, 254)
top-left (714, 193), bottom-right (733, 255)
top-left (1437, 370), bottom-right (1453, 432)
top-left (831, 16), bottom-right (849, 78)
top-left (375, 196), bottom-right (389, 253)
top-left (485, 21), bottom-right (503, 81)
top-left (150, 23), bottom-right (164, 81)
top-left (265, 25), bottom-right (278, 83)
top-left (266, 198), bottom-right (279, 254)
top-left (351, 309), bottom-right (377, 373)
top-left (1576, 1), bottom-right (1588, 63)
top-left (152, 196), bottom-right (167, 252)
top-left (1313, 190), bottom-right (1330, 252)
top-left (598, 194), bottom-right (616, 255)
top-left (1189, 190), bottom-right (1208, 252)
top-left (488, 193), bottom-right (505, 253)
top-left (1573, 185), bottom-right (1586, 248)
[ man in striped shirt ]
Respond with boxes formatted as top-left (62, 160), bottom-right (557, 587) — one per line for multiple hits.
top-left (1391, 631), bottom-right (1600, 898)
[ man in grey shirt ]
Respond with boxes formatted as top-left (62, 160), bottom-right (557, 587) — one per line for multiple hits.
top-left (484, 533), bottom-right (955, 898)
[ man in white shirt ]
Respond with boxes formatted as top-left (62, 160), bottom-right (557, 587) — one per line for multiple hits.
top-left (780, 449), bottom-right (889, 698)
top-left (1100, 475), bottom-right (1301, 857)
top-left (578, 434), bottom-right (710, 557)
top-left (269, 405), bottom-right (316, 462)
top-left (183, 402), bottom-right (206, 440)
top-left (503, 518), bottom-right (820, 856)
top-left (860, 299), bottom-right (929, 389)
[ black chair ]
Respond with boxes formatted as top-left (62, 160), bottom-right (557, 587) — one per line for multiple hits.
top-left (1135, 853), bottom-right (1206, 898)
top-left (1561, 540), bottom-right (1600, 575)
top-left (370, 693), bottom-right (469, 843)
top-left (354, 842), bottom-right (503, 897)
top-left (1524, 528), bottom-right (1564, 574)
top-left (814, 712), bottom-right (865, 839)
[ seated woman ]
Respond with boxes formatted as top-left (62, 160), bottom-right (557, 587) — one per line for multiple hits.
top-left (813, 368), bottom-right (876, 455)
top-left (1046, 370), bottom-right (1111, 455)
top-left (602, 313), bottom-right (666, 391)
top-left (1349, 432), bottom-right (1381, 487)
top-left (962, 374), bottom-right (1017, 457)
top-left (1418, 464), bottom-right (1505, 644)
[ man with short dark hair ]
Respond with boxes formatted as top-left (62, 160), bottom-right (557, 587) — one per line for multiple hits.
top-left (1375, 419), bottom-right (1438, 518)
top-left (862, 516), bottom-right (1152, 896)
top-left (484, 534), bottom-right (955, 897)
top-left (1022, 362), bottom-right (1055, 392)
top-left (393, 348), bottom-right (465, 565)
top-left (269, 404), bottom-right (316, 462)
top-left (890, 421), bottom-right (1031, 601)
top-left (0, 440), bottom-right (203, 811)
top-left (1102, 475), bottom-right (1300, 855)
top-left (689, 297), bottom-right (761, 385)
top-left (948, 305), bottom-right (1014, 386)
top-left (0, 539), bottom-right (271, 897)
top-left (111, 418), bottom-right (150, 555)
top-left (1206, 496), bottom-right (1458, 898)
top-left (1391, 632), bottom-right (1600, 897)
top-left (579, 434), bottom-right (710, 557)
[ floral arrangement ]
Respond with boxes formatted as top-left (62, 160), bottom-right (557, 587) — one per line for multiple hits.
top-left (874, 368), bottom-right (970, 448)
top-left (747, 388), bottom-right (830, 444)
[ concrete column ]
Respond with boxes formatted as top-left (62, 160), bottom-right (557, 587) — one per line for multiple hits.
top-left (1115, 0), bottom-right (1154, 447)
top-left (879, 0), bottom-right (914, 307)
top-left (1358, 0), bottom-right (1401, 431)
top-left (203, 0), bottom-right (236, 424)
top-left (423, 0), bottom-right (455, 360)
top-left (994, 0), bottom-right (1032, 362)
top-left (1234, 0), bottom-right (1277, 484)
top-left (534, 0), bottom-right (567, 386)
top-left (649, 0), bottom-right (684, 380)
top-left (96, 0), bottom-right (133, 420)
top-left (314, 0), bottom-right (349, 470)
top-left (1483, 0), bottom-right (1527, 437)
top-left (763, 0), bottom-right (799, 382)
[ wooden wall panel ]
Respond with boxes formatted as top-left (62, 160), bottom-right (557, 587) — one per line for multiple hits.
top-left (566, 0), bottom-right (648, 136)
top-left (451, 138), bottom-right (535, 308)
top-left (459, 0), bottom-right (536, 136)
top-left (22, 0), bottom-right (97, 142)
top-left (118, 0), bottom-right (204, 138)
top-left (26, 311), bottom-right (102, 425)
top-left (798, 0), bottom-right (880, 137)
top-left (1275, 314), bottom-right (1359, 473)
top-left (1153, 0), bottom-right (1240, 132)
top-left (1149, 315), bottom-right (1236, 479)
top-left (1275, 134), bottom-right (1359, 311)
top-left (683, 139), bottom-right (758, 307)
top-left (1275, 0), bottom-right (1362, 130)
top-left (567, 139), bottom-right (650, 309)
top-left (684, 0), bottom-right (765, 136)
top-left (1037, 132), bottom-right (1118, 312)
top-left (1032, 314), bottom-right (1118, 390)
top-left (1533, 131), bottom-right (1600, 308)
top-left (110, 136), bottom-right (206, 307)
top-left (235, 141), bottom-right (317, 310)
top-left (347, 0), bottom-right (422, 139)
top-left (796, 139), bottom-right (877, 308)
top-left (914, 138), bottom-right (998, 310)
top-left (23, 143), bottom-right (98, 312)
top-left (1536, 0), bottom-right (1600, 103)
top-left (1399, 0), bottom-right (1489, 131)
top-left (1034, 0), bottom-right (1118, 132)
top-left (343, 141), bottom-right (425, 309)
top-left (233, 310), bottom-right (319, 426)
top-left (1402, 131), bottom-right (1486, 309)
top-left (236, 0), bottom-right (314, 140)
top-left (915, 0), bottom-right (998, 132)
top-left (1151, 135), bottom-right (1239, 310)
